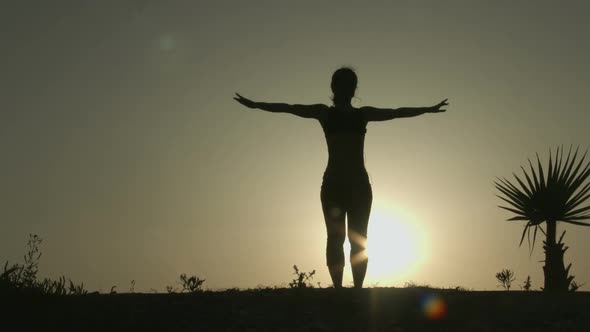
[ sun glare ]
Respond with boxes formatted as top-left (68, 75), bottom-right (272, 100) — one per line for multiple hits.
top-left (364, 203), bottom-right (428, 285)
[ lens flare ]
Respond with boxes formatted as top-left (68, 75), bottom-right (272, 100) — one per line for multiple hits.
top-left (421, 293), bottom-right (447, 321)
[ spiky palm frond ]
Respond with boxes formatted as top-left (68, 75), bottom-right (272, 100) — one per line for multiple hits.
top-left (495, 146), bottom-right (590, 251)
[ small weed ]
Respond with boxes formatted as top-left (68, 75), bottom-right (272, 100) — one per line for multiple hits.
top-left (225, 287), bottom-right (241, 292)
top-left (68, 279), bottom-right (88, 295)
top-left (43, 276), bottom-right (67, 295)
top-left (289, 265), bottom-right (315, 289)
top-left (254, 284), bottom-right (275, 291)
top-left (179, 273), bottom-right (205, 293)
top-left (521, 276), bottom-right (532, 291)
top-left (495, 269), bottom-right (516, 291)
top-left (2, 234), bottom-right (86, 295)
top-left (403, 281), bottom-right (431, 288)
top-left (570, 280), bottom-right (584, 292)
top-left (1, 261), bottom-right (23, 292)
top-left (22, 234), bottom-right (42, 287)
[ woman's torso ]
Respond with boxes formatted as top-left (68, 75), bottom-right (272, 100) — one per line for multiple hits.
top-left (319, 107), bottom-right (369, 183)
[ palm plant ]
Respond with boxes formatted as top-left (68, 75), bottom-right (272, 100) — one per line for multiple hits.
top-left (495, 146), bottom-right (590, 292)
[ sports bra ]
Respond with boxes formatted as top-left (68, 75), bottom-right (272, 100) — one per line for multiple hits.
top-left (320, 109), bottom-right (367, 136)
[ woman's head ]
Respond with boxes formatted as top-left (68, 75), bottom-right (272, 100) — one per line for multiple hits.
top-left (331, 67), bottom-right (357, 107)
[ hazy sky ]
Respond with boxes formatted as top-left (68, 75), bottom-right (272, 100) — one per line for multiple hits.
top-left (1, 0), bottom-right (589, 292)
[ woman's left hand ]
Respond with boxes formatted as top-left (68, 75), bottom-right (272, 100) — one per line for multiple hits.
top-left (429, 99), bottom-right (448, 113)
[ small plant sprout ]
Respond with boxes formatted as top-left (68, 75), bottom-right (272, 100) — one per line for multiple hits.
top-left (130, 280), bottom-right (136, 293)
top-left (496, 269), bottom-right (516, 291)
top-left (289, 265), bottom-right (316, 289)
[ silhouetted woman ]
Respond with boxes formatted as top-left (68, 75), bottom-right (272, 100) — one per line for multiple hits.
top-left (234, 67), bottom-right (447, 288)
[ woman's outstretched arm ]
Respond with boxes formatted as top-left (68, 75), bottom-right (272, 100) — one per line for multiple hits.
top-left (362, 99), bottom-right (448, 122)
top-left (234, 93), bottom-right (327, 119)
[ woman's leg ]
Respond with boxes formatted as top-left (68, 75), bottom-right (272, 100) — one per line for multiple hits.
top-left (347, 181), bottom-right (372, 288)
top-left (321, 183), bottom-right (346, 288)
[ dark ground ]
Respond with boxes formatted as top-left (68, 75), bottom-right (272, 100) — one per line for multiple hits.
top-left (5, 287), bottom-right (590, 331)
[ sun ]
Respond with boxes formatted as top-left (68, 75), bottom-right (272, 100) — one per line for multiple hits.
top-left (364, 203), bottom-right (429, 285)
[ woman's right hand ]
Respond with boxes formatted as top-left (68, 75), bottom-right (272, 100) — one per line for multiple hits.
top-left (234, 93), bottom-right (257, 109)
